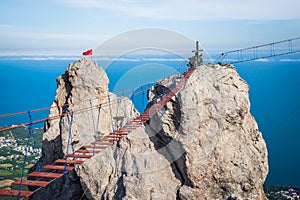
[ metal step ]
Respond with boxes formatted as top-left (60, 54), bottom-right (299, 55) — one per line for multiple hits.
top-left (105, 135), bottom-right (124, 139)
top-left (0, 189), bottom-right (34, 198)
top-left (109, 132), bottom-right (128, 136)
top-left (11, 179), bottom-right (50, 187)
top-left (42, 164), bottom-right (74, 171)
top-left (84, 145), bottom-right (107, 149)
top-left (67, 154), bottom-right (92, 159)
top-left (55, 159), bottom-right (84, 165)
top-left (28, 172), bottom-right (63, 179)
top-left (91, 141), bottom-right (113, 145)
top-left (75, 149), bottom-right (101, 153)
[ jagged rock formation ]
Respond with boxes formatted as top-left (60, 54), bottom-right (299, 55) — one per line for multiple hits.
top-left (40, 58), bottom-right (137, 165)
top-left (152, 64), bottom-right (268, 199)
top-left (32, 60), bottom-right (268, 200)
top-left (30, 58), bottom-right (137, 199)
top-left (77, 64), bottom-right (268, 199)
top-left (78, 127), bottom-right (181, 199)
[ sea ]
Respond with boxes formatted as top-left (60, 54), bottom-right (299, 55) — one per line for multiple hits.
top-left (0, 53), bottom-right (299, 187)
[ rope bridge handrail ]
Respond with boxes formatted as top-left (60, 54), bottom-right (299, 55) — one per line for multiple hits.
top-left (0, 70), bottom-right (187, 133)
top-left (0, 80), bottom-right (176, 133)
top-left (0, 66), bottom-right (195, 199)
top-left (215, 37), bottom-right (300, 64)
top-left (0, 60), bottom-right (188, 120)
top-left (0, 82), bottom-right (154, 119)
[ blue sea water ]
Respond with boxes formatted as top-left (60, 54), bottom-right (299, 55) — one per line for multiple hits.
top-left (235, 61), bottom-right (300, 187)
top-left (0, 55), bottom-right (299, 187)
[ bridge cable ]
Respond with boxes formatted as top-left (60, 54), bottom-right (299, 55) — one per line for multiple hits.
top-left (94, 103), bottom-right (102, 155)
top-left (63, 105), bottom-right (74, 174)
top-left (115, 98), bottom-right (121, 130)
top-left (89, 100), bottom-right (101, 156)
top-left (107, 94), bottom-right (116, 142)
top-left (27, 111), bottom-right (41, 173)
top-left (17, 111), bottom-right (34, 199)
top-left (121, 92), bottom-right (129, 131)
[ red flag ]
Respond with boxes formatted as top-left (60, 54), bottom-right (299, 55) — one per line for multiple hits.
top-left (82, 49), bottom-right (93, 56)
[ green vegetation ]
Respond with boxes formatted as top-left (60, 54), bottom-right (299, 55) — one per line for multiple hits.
top-left (0, 126), bottom-right (43, 148)
top-left (0, 168), bottom-right (25, 182)
top-left (0, 126), bottom-right (43, 183)
top-left (113, 116), bottom-right (125, 121)
top-left (71, 140), bottom-right (80, 145)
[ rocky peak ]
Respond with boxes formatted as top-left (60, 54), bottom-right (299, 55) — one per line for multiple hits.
top-left (31, 61), bottom-right (268, 200)
top-left (59, 58), bottom-right (109, 102)
top-left (30, 58), bottom-right (137, 199)
top-left (77, 64), bottom-right (268, 199)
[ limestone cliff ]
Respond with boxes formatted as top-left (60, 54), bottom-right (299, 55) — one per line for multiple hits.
top-left (30, 58), bottom-right (137, 199)
top-left (39, 58), bottom-right (137, 165)
top-left (31, 60), bottom-right (268, 200)
top-left (78, 64), bottom-right (268, 200)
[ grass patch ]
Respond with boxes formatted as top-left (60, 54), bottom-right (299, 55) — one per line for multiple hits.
top-left (113, 116), bottom-right (125, 121)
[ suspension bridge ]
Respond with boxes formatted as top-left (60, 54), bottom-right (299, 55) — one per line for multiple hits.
top-left (215, 37), bottom-right (300, 64)
top-left (0, 60), bottom-right (195, 198)
top-left (0, 37), bottom-right (299, 199)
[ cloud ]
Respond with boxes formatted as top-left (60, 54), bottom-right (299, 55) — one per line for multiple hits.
top-left (60, 0), bottom-right (300, 20)
top-left (0, 25), bottom-right (109, 41)
top-left (1, 56), bottom-right (82, 61)
top-left (0, 25), bottom-right (111, 51)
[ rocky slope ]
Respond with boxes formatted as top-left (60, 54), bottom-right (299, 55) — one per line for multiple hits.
top-left (31, 60), bottom-right (268, 200)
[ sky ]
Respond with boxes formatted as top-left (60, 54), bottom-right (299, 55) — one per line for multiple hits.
top-left (0, 0), bottom-right (299, 55)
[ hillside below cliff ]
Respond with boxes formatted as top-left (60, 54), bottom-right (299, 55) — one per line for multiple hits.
top-left (30, 59), bottom-right (268, 200)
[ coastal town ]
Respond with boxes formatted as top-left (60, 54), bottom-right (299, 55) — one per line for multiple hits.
top-left (0, 130), bottom-right (42, 156)
top-left (264, 185), bottom-right (300, 200)
top-left (0, 136), bottom-right (41, 161)
top-left (0, 127), bottom-right (43, 181)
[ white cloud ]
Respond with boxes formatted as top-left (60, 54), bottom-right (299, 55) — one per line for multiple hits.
top-left (60, 0), bottom-right (300, 20)
top-left (1, 56), bottom-right (82, 60)
top-left (0, 25), bottom-right (109, 41)
top-left (0, 24), bottom-right (111, 51)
